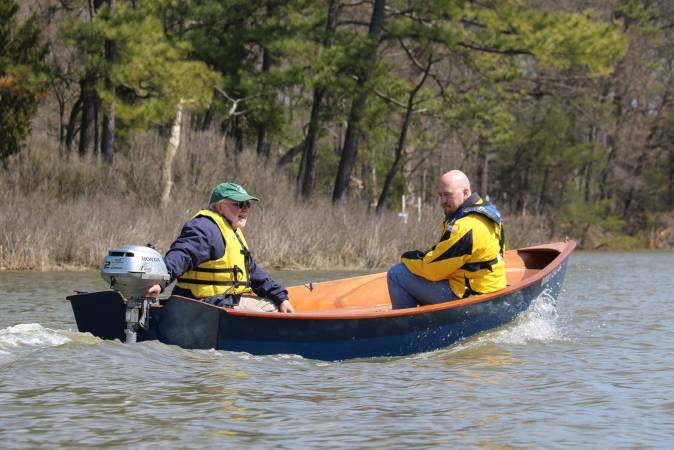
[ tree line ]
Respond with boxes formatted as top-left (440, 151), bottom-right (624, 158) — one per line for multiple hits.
top-left (2, 0), bottom-right (673, 243)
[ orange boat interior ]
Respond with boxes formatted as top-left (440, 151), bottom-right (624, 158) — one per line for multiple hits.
top-left (287, 246), bottom-right (563, 314)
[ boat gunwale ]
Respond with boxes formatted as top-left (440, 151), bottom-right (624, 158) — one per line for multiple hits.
top-left (172, 240), bottom-right (576, 321)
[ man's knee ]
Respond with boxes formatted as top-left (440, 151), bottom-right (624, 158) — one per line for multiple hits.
top-left (387, 262), bottom-right (407, 283)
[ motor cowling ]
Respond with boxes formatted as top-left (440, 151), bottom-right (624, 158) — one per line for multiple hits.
top-left (100, 245), bottom-right (170, 343)
top-left (100, 245), bottom-right (170, 299)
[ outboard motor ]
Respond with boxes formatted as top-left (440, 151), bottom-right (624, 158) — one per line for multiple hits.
top-left (100, 245), bottom-right (170, 343)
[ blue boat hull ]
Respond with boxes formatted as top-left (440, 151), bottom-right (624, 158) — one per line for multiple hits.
top-left (211, 259), bottom-right (567, 360)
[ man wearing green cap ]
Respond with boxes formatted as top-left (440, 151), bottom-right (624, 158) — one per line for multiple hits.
top-left (144, 182), bottom-right (294, 313)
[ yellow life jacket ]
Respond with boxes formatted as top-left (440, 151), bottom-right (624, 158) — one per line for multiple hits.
top-left (402, 199), bottom-right (506, 299)
top-left (176, 209), bottom-right (253, 298)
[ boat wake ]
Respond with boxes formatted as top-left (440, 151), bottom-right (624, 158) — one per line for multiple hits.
top-left (0, 323), bottom-right (70, 348)
top-left (486, 288), bottom-right (565, 345)
top-left (447, 289), bottom-right (565, 355)
top-left (0, 323), bottom-right (82, 364)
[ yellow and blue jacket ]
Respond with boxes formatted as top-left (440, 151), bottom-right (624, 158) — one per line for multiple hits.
top-left (401, 194), bottom-right (506, 299)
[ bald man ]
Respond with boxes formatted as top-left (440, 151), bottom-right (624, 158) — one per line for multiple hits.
top-left (387, 170), bottom-right (506, 309)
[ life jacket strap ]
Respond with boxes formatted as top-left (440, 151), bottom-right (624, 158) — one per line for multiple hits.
top-left (188, 267), bottom-right (240, 273)
top-left (462, 277), bottom-right (483, 298)
top-left (176, 278), bottom-right (251, 287)
top-left (460, 254), bottom-right (503, 272)
top-left (232, 231), bottom-right (253, 275)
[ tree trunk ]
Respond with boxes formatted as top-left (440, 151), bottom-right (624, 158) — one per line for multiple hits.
top-left (65, 96), bottom-right (82, 151)
top-left (277, 140), bottom-right (305, 169)
top-left (56, 91), bottom-right (66, 147)
top-left (161, 101), bottom-right (184, 207)
top-left (582, 124), bottom-right (597, 203)
top-left (200, 104), bottom-right (215, 131)
top-left (255, 51), bottom-right (271, 158)
top-left (78, 0), bottom-right (107, 158)
top-left (376, 106), bottom-right (412, 213)
top-left (78, 73), bottom-right (98, 158)
top-left (255, 2), bottom-right (275, 159)
top-left (234, 116), bottom-right (244, 154)
top-left (101, 103), bottom-right (115, 165)
top-left (376, 53), bottom-right (432, 212)
top-left (100, 0), bottom-right (116, 165)
top-left (255, 123), bottom-right (270, 159)
top-left (473, 136), bottom-right (489, 200)
top-left (538, 165), bottom-right (549, 208)
top-left (101, 102), bottom-right (115, 164)
top-left (480, 150), bottom-right (489, 199)
top-left (297, 0), bottom-right (339, 198)
top-left (667, 147), bottom-right (674, 212)
top-left (297, 87), bottom-right (325, 197)
top-left (332, 0), bottom-right (385, 203)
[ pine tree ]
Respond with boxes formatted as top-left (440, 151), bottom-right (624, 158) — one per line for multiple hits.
top-left (0, 0), bottom-right (50, 166)
top-left (60, 1), bottom-right (221, 161)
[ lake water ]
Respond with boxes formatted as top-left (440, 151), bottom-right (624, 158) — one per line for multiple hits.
top-left (1, 253), bottom-right (673, 449)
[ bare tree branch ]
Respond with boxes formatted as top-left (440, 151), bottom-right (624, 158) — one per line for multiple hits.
top-left (214, 87), bottom-right (259, 117)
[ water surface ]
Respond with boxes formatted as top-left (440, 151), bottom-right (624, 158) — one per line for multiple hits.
top-left (1, 253), bottom-right (673, 448)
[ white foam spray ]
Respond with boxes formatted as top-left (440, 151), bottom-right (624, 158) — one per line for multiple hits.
top-left (485, 288), bottom-right (564, 345)
top-left (0, 323), bottom-right (71, 349)
top-left (449, 288), bottom-right (565, 355)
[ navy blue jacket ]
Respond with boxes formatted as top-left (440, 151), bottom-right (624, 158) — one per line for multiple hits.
top-left (161, 215), bottom-right (288, 305)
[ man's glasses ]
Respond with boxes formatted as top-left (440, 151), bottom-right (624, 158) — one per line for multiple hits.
top-left (229, 200), bottom-right (251, 209)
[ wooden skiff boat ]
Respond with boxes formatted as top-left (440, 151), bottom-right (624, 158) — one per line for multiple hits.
top-left (68, 241), bottom-right (575, 360)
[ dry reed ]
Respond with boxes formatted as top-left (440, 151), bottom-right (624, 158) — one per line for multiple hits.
top-left (0, 129), bottom-right (553, 271)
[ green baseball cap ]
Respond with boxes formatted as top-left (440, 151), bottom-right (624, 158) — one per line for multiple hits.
top-left (209, 182), bottom-right (259, 205)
